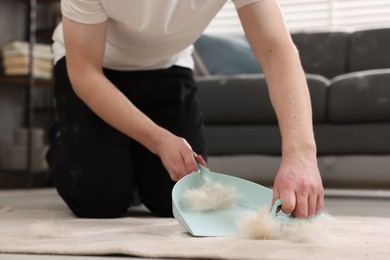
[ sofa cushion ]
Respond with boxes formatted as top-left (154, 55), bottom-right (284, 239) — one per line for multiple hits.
top-left (196, 74), bottom-right (329, 124)
top-left (205, 125), bottom-right (281, 155)
top-left (205, 123), bottom-right (390, 156)
top-left (291, 32), bottom-right (349, 79)
top-left (348, 28), bottom-right (390, 73)
top-left (193, 34), bottom-right (262, 75)
top-left (328, 69), bottom-right (390, 123)
top-left (314, 123), bottom-right (390, 155)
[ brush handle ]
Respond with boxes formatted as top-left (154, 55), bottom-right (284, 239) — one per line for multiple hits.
top-left (271, 199), bottom-right (325, 223)
top-left (271, 199), bottom-right (283, 218)
top-left (271, 199), bottom-right (297, 223)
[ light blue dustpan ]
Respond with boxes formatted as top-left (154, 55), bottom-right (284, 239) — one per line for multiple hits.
top-left (172, 164), bottom-right (290, 237)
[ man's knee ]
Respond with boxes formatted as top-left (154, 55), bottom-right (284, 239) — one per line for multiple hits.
top-left (59, 190), bottom-right (133, 218)
top-left (141, 194), bottom-right (173, 218)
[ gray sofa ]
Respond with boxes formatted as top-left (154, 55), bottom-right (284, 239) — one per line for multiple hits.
top-left (193, 28), bottom-right (390, 189)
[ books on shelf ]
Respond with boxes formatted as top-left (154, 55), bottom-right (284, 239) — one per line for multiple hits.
top-left (3, 55), bottom-right (53, 70)
top-left (1, 41), bottom-right (53, 79)
top-left (4, 66), bottom-right (52, 79)
top-left (1, 41), bottom-right (52, 54)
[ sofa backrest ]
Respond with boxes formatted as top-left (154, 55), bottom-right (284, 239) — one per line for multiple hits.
top-left (291, 32), bottom-right (349, 79)
top-left (328, 68), bottom-right (390, 123)
top-left (194, 32), bottom-right (350, 79)
top-left (348, 28), bottom-right (390, 73)
top-left (196, 74), bottom-right (329, 125)
top-left (194, 29), bottom-right (390, 80)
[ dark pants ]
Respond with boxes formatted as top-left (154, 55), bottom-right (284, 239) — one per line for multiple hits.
top-left (47, 58), bottom-right (207, 218)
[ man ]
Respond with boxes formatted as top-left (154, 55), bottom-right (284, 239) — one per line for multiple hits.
top-left (48, 0), bottom-right (324, 219)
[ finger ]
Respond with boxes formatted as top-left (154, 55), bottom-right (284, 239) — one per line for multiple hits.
top-left (308, 195), bottom-right (317, 217)
top-left (168, 158), bottom-right (188, 182)
top-left (294, 193), bottom-right (308, 218)
top-left (168, 166), bottom-right (187, 182)
top-left (194, 154), bottom-right (208, 168)
top-left (316, 193), bottom-right (325, 215)
top-left (182, 151), bottom-right (198, 174)
top-left (272, 186), bottom-right (280, 206)
top-left (279, 190), bottom-right (296, 215)
top-left (166, 147), bottom-right (190, 181)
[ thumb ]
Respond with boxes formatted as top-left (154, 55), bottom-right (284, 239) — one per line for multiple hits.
top-left (279, 190), bottom-right (296, 214)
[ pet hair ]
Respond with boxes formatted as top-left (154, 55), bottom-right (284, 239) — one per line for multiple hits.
top-left (238, 206), bottom-right (333, 243)
top-left (182, 178), bottom-right (240, 212)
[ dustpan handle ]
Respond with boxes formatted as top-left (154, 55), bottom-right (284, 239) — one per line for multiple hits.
top-left (196, 163), bottom-right (210, 178)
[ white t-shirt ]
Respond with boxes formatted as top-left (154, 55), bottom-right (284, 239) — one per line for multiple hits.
top-left (52, 0), bottom-right (261, 71)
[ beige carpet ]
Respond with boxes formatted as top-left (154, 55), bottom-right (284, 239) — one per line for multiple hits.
top-left (0, 189), bottom-right (390, 259)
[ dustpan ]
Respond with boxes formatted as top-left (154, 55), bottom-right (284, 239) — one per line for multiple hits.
top-left (172, 164), bottom-right (286, 237)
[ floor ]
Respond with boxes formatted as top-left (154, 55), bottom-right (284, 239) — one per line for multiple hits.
top-left (1, 188), bottom-right (390, 260)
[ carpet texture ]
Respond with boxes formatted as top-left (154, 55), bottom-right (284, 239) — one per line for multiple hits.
top-left (0, 189), bottom-right (390, 259)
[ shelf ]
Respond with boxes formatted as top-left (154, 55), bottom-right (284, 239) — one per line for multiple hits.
top-left (0, 75), bottom-right (53, 88)
top-left (2, 0), bottom-right (59, 189)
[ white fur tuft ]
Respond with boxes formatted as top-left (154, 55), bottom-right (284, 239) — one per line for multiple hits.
top-left (239, 207), bottom-right (333, 243)
top-left (239, 207), bottom-right (281, 239)
top-left (182, 178), bottom-right (240, 212)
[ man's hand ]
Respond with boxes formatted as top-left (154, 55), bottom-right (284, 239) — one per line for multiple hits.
top-left (272, 154), bottom-right (324, 218)
top-left (156, 131), bottom-right (207, 182)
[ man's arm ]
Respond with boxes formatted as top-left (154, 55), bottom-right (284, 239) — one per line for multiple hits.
top-left (62, 17), bottom-right (204, 180)
top-left (236, 0), bottom-right (324, 218)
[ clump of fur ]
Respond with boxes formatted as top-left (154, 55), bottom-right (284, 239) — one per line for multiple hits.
top-left (239, 207), bottom-right (333, 243)
top-left (28, 220), bottom-right (69, 239)
top-left (182, 178), bottom-right (240, 212)
top-left (239, 207), bottom-right (281, 239)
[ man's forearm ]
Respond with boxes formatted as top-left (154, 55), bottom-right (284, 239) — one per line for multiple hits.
top-left (262, 44), bottom-right (317, 158)
top-left (70, 71), bottom-right (168, 155)
top-left (237, 0), bottom-right (317, 158)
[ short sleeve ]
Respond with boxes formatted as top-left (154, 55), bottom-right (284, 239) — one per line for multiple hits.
top-left (232, 0), bottom-right (263, 9)
top-left (61, 0), bottom-right (108, 24)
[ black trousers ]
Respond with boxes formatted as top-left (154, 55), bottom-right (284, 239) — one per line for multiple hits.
top-left (47, 58), bottom-right (207, 218)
